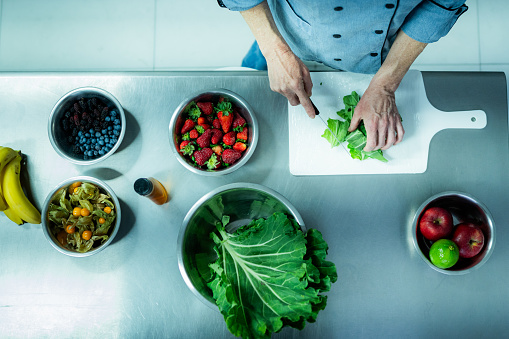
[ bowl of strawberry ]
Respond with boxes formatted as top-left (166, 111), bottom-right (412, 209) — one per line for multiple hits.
top-left (169, 89), bottom-right (258, 175)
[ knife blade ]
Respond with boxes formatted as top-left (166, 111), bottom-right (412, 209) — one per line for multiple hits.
top-left (310, 99), bottom-right (350, 156)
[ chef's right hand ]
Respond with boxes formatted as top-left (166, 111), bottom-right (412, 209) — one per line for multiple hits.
top-left (265, 45), bottom-right (316, 118)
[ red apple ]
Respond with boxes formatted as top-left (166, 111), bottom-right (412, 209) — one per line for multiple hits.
top-left (452, 223), bottom-right (485, 258)
top-left (419, 207), bottom-right (453, 241)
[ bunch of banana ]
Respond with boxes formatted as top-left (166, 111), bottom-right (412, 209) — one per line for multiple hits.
top-left (0, 146), bottom-right (41, 225)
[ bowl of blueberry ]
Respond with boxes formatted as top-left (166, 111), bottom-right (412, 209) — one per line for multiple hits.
top-left (48, 87), bottom-right (125, 165)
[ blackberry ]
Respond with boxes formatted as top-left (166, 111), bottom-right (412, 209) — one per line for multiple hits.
top-left (91, 97), bottom-right (98, 107)
top-left (81, 112), bottom-right (88, 120)
top-left (100, 110), bottom-right (108, 121)
top-left (79, 99), bottom-right (86, 111)
top-left (94, 109), bottom-right (100, 117)
top-left (101, 121), bottom-right (108, 129)
top-left (73, 114), bottom-right (79, 125)
top-left (72, 128), bottom-right (78, 137)
top-left (70, 106), bottom-right (75, 113)
top-left (93, 120), bottom-right (100, 127)
top-left (79, 125), bottom-right (85, 131)
top-left (74, 102), bottom-right (81, 113)
top-left (68, 135), bottom-right (74, 143)
top-left (73, 145), bottom-right (81, 154)
top-left (62, 119), bottom-right (69, 131)
top-left (64, 111), bottom-right (72, 119)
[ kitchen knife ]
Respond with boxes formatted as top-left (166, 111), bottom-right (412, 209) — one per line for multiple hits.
top-left (310, 99), bottom-right (350, 156)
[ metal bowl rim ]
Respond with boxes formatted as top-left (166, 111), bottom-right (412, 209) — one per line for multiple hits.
top-left (411, 190), bottom-right (496, 275)
top-left (47, 86), bottom-right (126, 165)
top-left (41, 176), bottom-right (121, 257)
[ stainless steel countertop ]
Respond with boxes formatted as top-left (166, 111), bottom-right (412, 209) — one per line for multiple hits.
top-left (0, 71), bottom-right (508, 338)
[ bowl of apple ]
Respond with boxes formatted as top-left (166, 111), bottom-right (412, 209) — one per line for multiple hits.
top-left (412, 191), bottom-right (495, 275)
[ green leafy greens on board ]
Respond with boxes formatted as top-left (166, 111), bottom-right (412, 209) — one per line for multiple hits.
top-left (207, 213), bottom-right (337, 339)
top-left (321, 91), bottom-right (388, 162)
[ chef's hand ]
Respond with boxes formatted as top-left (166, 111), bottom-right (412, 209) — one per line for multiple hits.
top-left (265, 45), bottom-right (316, 118)
top-left (348, 82), bottom-right (404, 151)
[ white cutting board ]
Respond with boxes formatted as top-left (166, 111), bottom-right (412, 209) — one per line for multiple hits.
top-left (288, 70), bottom-right (486, 175)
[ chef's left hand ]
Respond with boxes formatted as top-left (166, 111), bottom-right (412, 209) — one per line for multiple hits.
top-left (348, 82), bottom-right (405, 151)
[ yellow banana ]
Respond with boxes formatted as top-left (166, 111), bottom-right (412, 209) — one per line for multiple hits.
top-left (0, 164), bottom-right (23, 225)
top-left (0, 146), bottom-right (19, 211)
top-left (1, 155), bottom-right (41, 224)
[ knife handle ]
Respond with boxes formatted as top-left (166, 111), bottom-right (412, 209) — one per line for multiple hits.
top-left (310, 99), bottom-right (320, 115)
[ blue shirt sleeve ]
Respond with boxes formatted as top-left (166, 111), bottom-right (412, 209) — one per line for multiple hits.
top-left (401, 1), bottom-right (468, 43)
top-left (219, 0), bottom-right (264, 11)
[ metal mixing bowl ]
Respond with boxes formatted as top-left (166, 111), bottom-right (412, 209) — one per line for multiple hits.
top-left (42, 176), bottom-right (121, 257)
top-left (169, 89), bottom-right (258, 176)
top-left (412, 191), bottom-right (495, 275)
top-left (48, 87), bottom-right (126, 165)
top-left (177, 183), bottom-right (305, 309)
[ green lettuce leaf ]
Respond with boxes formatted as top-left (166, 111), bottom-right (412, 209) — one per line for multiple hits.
top-left (322, 91), bottom-right (388, 162)
top-left (321, 118), bottom-right (349, 148)
top-left (208, 213), bottom-right (337, 339)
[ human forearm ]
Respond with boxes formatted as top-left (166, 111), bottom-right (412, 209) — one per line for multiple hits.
top-left (240, 0), bottom-right (315, 117)
top-left (371, 30), bottom-right (427, 91)
top-left (239, 1), bottom-right (290, 58)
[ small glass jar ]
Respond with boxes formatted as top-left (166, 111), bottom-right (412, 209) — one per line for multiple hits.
top-left (134, 177), bottom-right (168, 205)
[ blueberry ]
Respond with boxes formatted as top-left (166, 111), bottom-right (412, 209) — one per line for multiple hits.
top-left (98, 140), bottom-right (104, 146)
top-left (83, 155), bottom-right (89, 160)
top-left (89, 128), bottom-right (94, 134)
top-left (107, 126), bottom-right (112, 131)
top-left (114, 130), bottom-right (120, 136)
top-left (87, 150), bottom-right (93, 156)
top-left (85, 133), bottom-right (90, 138)
top-left (95, 145), bottom-right (101, 151)
top-left (95, 132), bottom-right (100, 137)
top-left (111, 111), bottom-right (117, 117)
top-left (105, 137), bottom-right (109, 143)
top-left (114, 119), bottom-right (120, 125)
top-left (114, 124), bottom-right (121, 130)
top-left (93, 150), bottom-right (98, 156)
top-left (102, 129), bottom-right (107, 134)
top-left (78, 131), bottom-right (83, 137)
top-left (105, 116), bottom-right (111, 122)
top-left (99, 150), bottom-right (105, 156)
top-left (90, 138), bottom-right (96, 144)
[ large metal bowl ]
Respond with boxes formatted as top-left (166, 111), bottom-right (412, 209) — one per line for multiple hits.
top-left (48, 87), bottom-right (126, 165)
top-left (412, 191), bottom-right (495, 275)
top-left (169, 89), bottom-right (258, 176)
top-left (177, 183), bottom-right (305, 309)
top-left (42, 176), bottom-right (121, 257)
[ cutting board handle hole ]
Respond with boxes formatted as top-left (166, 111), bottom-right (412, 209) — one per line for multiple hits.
top-left (471, 117), bottom-right (476, 122)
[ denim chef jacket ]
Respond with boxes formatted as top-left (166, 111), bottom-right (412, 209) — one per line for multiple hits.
top-left (219, 0), bottom-right (468, 74)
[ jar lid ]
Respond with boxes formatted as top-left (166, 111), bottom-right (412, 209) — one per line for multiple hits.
top-left (134, 178), bottom-right (153, 196)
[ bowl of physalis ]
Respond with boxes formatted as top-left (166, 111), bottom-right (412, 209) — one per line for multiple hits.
top-left (42, 176), bottom-right (121, 257)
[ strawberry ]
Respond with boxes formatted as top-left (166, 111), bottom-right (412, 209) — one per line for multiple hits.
top-left (180, 140), bottom-right (195, 156)
top-left (197, 129), bottom-right (213, 148)
top-left (189, 129), bottom-right (199, 139)
top-left (201, 124), bottom-right (211, 130)
top-left (206, 115), bottom-right (214, 123)
top-left (222, 149), bottom-right (242, 164)
top-left (236, 126), bottom-right (248, 141)
top-left (233, 142), bottom-right (247, 152)
top-left (181, 119), bottom-right (195, 134)
top-left (223, 131), bottom-right (236, 146)
top-left (212, 119), bottom-right (221, 129)
top-left (212, 145), bottom-right (223, 156)
top-left (232, 112), bottom-right (246, 129)
top-left (217, 111), bottom-right (233, 133)
top-left (197, 102), bottom-right (213, 115)
top-left (210, 129), bottom-right (223, 144)
top-left (197, 117), bottom-right (206, 125)
top-left (194, 148), bottom-right (213, 166)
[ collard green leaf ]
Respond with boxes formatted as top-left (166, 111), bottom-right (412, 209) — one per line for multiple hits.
top-left (208, 213), bottom-right (337, 339)
top-left (321, 118), bottom-right (349, 148)
top-left (324, 91), bottom-right (388, 162)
